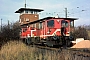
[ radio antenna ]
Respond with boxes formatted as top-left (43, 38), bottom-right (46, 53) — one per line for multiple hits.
top-left (25, 0), bottom-right (26, 8)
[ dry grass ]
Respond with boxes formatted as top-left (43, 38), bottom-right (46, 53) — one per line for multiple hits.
top-left (0, 40), bottom-right (36, 60)
top-left (0, 40), bottom-right (90, 60)
top-left (0, 40), bottom-right (62, 60)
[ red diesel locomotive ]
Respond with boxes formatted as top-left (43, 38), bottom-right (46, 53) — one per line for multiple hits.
top-left (20, 17), bottom-right (77, 47)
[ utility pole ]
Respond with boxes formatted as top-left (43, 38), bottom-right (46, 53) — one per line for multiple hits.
top-left (8, 20), bottom-right (10, 29)
top-left (1, 18), bottom-right (2, 31)
top-left (65, 8), bottom-right (67, 18)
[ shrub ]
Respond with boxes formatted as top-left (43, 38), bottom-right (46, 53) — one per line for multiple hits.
top-left (72, 26), bottom-right (89, 40)
top-left (0, 21), bottom-right (21, 49)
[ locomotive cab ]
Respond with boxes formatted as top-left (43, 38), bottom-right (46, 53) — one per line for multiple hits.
top-left (46, 18), bottom-right (76, 47)
top-left (46, 19), bottom-right (70, 37)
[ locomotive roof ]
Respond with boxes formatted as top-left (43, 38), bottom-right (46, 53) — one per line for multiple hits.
top-left (21, 17), bottom-right (78, 26)
top-left (15, 8), bottom-right (44, 13)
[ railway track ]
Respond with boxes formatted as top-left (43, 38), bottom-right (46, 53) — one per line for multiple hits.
top-left (29, 44), bottom-right (63, 51)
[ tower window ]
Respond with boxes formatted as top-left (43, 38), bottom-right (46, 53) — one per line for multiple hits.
top-left (31, 11), bottom-right (33, 14)
top-left (26, 18), bottom-right (29, 22)
top-left (34, 11), bottom-right (38, 14)
top-left (25, 10), bottom-right (28, 13)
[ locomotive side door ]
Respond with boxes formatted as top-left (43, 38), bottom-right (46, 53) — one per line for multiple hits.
top-left (61, 20), bottom-right (69, 36)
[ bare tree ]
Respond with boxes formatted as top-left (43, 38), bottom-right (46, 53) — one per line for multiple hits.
top-left (72, 26), bottom-right (90, 40)
top-left (0, 21), bottom-right (21, 44)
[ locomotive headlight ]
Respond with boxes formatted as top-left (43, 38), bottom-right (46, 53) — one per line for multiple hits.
top-left (47, 29), bottom-right (51, 34)
top-left (27, 26), bottom-right (28, 28)
top-left (67, 32), bottom-right (70, 34)
top-left (27, 34), bottom-right (30, 37)
top-left (57, 20), bottom-right (60, 22)
top-left (47, 31), bottom-right (50, 34)
top-left (66, 32), bottom-right (70, 36)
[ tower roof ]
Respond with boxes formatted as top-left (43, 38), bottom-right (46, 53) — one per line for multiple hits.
top-left (15, 8), bottom-right (44, 13)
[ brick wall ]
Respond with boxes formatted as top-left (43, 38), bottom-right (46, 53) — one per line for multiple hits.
top-left (20, 14), bottom-right (39, 25)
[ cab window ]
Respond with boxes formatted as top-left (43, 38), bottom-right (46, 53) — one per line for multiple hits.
top-left (70, 21), bottom-right (74, 27)
top-left (39, 22), bottom-right (42, 29)
top-left (47, 20), bottom-right (54, 27)
top-left (61, 20), bottom-right (68, 27)
top-left (65, 21), bottom-right (68, 27)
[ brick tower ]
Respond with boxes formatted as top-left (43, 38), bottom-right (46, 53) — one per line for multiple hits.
top-left (15, 0), bottom-right (43, 25)
top-left (15, 8), bottom-right (43, 25)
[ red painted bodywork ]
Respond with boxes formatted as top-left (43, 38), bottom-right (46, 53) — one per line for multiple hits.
top-left (20, 18), bottom-right (74, 39)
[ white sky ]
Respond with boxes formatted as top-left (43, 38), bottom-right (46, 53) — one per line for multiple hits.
top-left (0, 0), bottom-right (90, 26)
